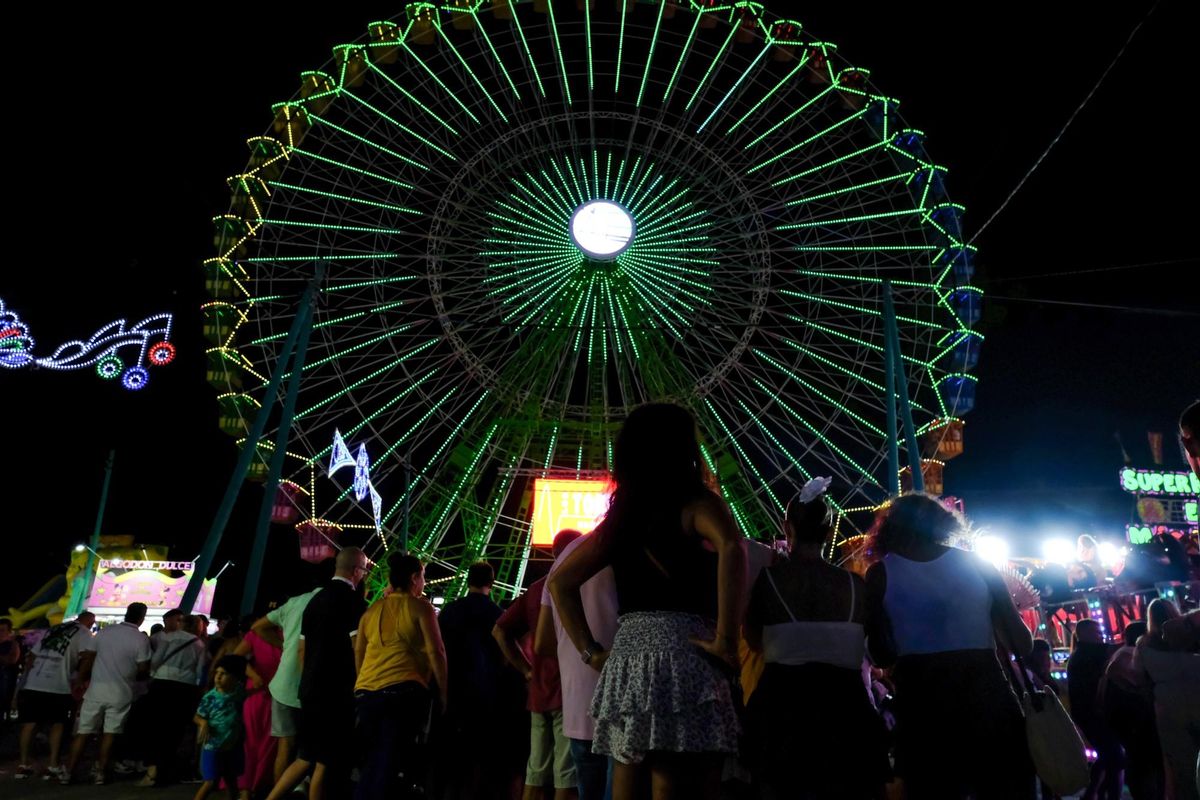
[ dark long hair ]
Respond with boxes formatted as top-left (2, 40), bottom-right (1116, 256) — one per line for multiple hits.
top-left (869, 493), bottom-right (964, 557)
top-left (601, 403), bottom-right (715, 542)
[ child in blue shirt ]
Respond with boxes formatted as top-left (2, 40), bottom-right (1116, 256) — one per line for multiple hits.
top-left (193, 655), bottom-right (245, 800)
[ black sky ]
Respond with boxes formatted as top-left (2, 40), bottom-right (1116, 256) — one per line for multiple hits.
top-left (3, 2), bottom-right (1196, 615)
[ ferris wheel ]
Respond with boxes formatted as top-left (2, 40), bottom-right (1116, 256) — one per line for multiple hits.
top-left (203, 0), bottom-right (982, 595)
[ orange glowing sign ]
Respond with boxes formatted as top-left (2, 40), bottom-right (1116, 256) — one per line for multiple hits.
top-left (531, 478), bottom-right (611, 546)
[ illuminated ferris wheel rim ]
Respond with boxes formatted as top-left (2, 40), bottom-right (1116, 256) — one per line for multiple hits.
top-left (205, 1), bottom-right (982, 570)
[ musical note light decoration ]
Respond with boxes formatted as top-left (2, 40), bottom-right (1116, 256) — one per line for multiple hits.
top-left (1, 297), bottom-right (175, 390)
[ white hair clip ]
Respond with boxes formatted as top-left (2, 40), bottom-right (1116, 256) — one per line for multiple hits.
top-left (798, 476), bottom-right (832, 504)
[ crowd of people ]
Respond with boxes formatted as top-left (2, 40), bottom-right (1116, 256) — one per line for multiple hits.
top-left (3, 400), bottom-right (1199, 799)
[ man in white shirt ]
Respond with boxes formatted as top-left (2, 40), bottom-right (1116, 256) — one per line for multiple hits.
top-left (136, 609), bottom-right (208, 786)
top-left (536, 531), bottom-right (619, 800)
top-left (64, 603), bottom-right (152, 785)
top-left (14, 614), bottom-right (95, 780)
top-left (253, 586), bottom-right (320, 784)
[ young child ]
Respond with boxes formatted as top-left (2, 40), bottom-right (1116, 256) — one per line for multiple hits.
top-left (193, 655), bottom-right (246, 800)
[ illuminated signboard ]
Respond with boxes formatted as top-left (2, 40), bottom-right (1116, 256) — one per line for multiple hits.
top-left (1126, 523), bottom-right (1199, 545)
top-left (530, 478), bottom-right (611, 547)
top-left (1120, 468), bottom-right (1200, 497)
top-left (88, 561), bottom-right (215, 615)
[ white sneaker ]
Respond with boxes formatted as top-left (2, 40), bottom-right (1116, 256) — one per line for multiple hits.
top-left (44, 766), bottom-right (68, 782)
top-left (112, 760), bottom-right (138, 775)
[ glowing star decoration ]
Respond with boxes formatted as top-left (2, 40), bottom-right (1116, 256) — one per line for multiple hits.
top-left (327, 430), bottom-right (385, 539)
top-left (0, 296), bottom-right (174, 390)
top-left (354, 444), bottom-right (371, 502)
top-left (329, 429), bottom-right (356, 475)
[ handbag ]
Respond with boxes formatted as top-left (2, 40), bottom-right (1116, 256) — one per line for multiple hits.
top-left (1012, 651), bottom-right (1091, 795)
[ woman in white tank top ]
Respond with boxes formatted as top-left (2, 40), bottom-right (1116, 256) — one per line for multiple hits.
top-left (744, 479), bottom-right (888, 800)
top-left (865, 494), bottom-right (1035, 800)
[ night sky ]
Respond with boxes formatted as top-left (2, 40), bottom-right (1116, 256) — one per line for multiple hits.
top-left (3, 2), bottom-right (1195, 616)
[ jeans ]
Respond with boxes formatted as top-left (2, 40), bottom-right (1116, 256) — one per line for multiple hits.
top-left (354, 682), bottom-right (432, 800)
top-left (569, 738), bottom-right (612, 800)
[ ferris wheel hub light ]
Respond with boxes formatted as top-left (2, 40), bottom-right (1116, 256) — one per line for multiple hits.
top-left (570, 200), bottom-right (635, 260)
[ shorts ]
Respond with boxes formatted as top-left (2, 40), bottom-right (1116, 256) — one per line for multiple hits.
top-left (17, 690), bottom-right (74, 725)
top-left (200, 747), bottom-right (245, 781)
top-left (298, 699), bottom-right (355, 767)
top-left (271, 697), bottom-right (300, 738)
top-left (75, 697), bottom-right (133, 734)
top-left (527, 709), bottom-right (576, 789)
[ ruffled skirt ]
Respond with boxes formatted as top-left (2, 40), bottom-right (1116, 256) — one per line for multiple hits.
top-left (590, 612), bottom-right (740, 764)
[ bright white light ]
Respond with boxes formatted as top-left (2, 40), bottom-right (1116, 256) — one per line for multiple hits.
top-left (570, 200), bottom-right (635, 260)
top-left (1042, 538), bottom-right (1074, 565)
top-left (974, 535), bottom-right (1010, 567)
top-left (75, 544), bottom-right (87, 552)
top-left (1098, 542), bottom-right (1124, 568)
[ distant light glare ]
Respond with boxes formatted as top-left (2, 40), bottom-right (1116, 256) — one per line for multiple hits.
top-left (1098, 542), bottom-right (1125, 568)
top-left (1042, 538), bottom-right (1074, 565)
top-left (75, 544), bottom-right (87, 552)
top-left (570, 200), bottom-right (635, 260)
top-left (974, 535), bottom-right (1010, 567)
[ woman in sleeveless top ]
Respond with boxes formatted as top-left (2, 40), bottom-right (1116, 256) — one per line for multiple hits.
top-left (744, 478), bottom-right (888, 800)
top-left (865, 493), bottom-right (1035, 800)
top-left (353, 552), bottom-right (448, 800)
top-left (550, 403), bottom-right (747, 800)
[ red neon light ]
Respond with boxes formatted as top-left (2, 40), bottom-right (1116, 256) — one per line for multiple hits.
top-left (530, 478), bottom-right (611, 547)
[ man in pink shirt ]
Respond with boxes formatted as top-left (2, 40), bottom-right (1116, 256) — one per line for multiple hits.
top-left (536, 530), bottom-right (619, 800)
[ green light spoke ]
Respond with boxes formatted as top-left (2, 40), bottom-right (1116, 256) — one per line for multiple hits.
top-left (706, 399), bottom-right (784, 512)
top-left (307, 118), bottom-right (431, 171)
top-left (684, 20), bottom-right (739, 111)
top-left (531, 169), bottom-right (576, 218)
top-left (486, 210), bottom-right (561, 240)
top-left (469, 12), bottom-right (522, 101)
top-left (778, 336), bottom-right (885, 393)
top-left (636, 1), bottom-right (667, 108)
top-left (785, 169), bottom-right (922, 206)
top-left (626, 174), bottom-right (664, 215)
top-left (376, 386), bottom-right (459, 465)
top-left (777, 206), bottom-right (924, 231)
top-left (247, 300), bottom-right (406, 346)
top-left (744, 84), bottom-right (836, 150)
top-left (390, 390), bottom-right (490, 528)
top-left (770, 141), bottom-right (890, 187)
top-left (584, 0), bottom-right (593, 92)
top-left (319, 274), bottom-right (421, 292)
top-left (611, 156), bottom-right (632, 204)
top-left (753, 350), bottom-right (884, 435)
top-left (791, 269), bottom-right (936, 289)
top-left (508, 2), bottom-right (546, 98)
top-left (494, 200), bottom-right (561, 234)
top-left (400, 42), bottom-right (481, 124)
top-left (748, 107), bottom-right (871, 174)
top-left (257, 218), bottom-right (413, 236)
top-left (786, 314), bottom-right (927, 370)
top-left (544, 0), bottom-right (573, 106)
top-left (701, 443), bottom-right (753, 536)
top-left (435, 23), bottom-right (509, 122)
top-left (778, 289), bottom-right (948, 331)
top-left (697, 42), bottom-right (771, 131)
top-left (747, 417), bottom-right (813, 485)
top-left (296, 341), bottom-right (439, 419)
top-left (662, 13), bottom-right (703, 103)
top-left (622, 255), bottom-right (713, 301)
top-left (603, 152), bottom-right (613, 198)
top-left (267, 180), bottom-right (420, 216)
top-left (614, 0), bottom-right (628, 92)
top-left (563, 160), bottom-right (589, 206)
top-left (299, 324), bottom-right (418, 373)
top-left (629, 176), bottom-right (679, 216)
top-left (340, 90), bottom-right (457, 159)
top-left (623, 161), bottom-right (657, 209)
top-left (727, 51), bottom-right (811, 134)
top-left (792, 244), bottom-right (937, 253)
top-left (622, 250), bottom-right (711, 277)
top-left (752, 379), bottom-right (882, 486)
top-left (304, 369), bottom-right (438, 453)
top-left (242, 255), bottom-right (410, 265)
top-left (291, 147), bottom-right (422, 188)
top-left (884, 141), bottom-right (935, 170)
top-left (363, 62), bottom-right (460, 135)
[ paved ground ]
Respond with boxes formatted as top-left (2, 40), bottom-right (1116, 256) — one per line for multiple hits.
top-left (0, 771), bottom-right (197, 800)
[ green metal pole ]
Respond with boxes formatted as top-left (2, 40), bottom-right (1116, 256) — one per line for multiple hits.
top-left (66, 450), bottom-right (114, 619)
top-left (882, 280), bottom-right (925, 493)
top-left (883, 295), bottom-right (900, 496)
top-left (181, 276), bottom-right (320, 612)
top-left (240, 266), bottom-right (322, 615)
